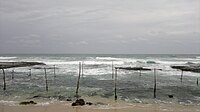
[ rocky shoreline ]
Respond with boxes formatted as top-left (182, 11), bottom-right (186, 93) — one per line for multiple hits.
top-left (0, 62), bottom-right (45, 69)
top-left (171, 63), bottom-right (200, 73)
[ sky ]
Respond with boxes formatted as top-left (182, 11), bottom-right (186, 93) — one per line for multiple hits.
top-left (0, 0), bottom-right (200, 54)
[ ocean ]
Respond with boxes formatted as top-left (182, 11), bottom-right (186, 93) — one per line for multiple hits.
top-left (0, 54), bottom-right (200, 105)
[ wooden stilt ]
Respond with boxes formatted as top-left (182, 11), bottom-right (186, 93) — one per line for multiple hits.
top-left (44, 68), bottom-right (48, 92)
top-left (153, 68), bottom-right (156, 98)
top-left (53, 65), bottom-right (56, 78)
top-left (82, 61), bottom-right (84, 77)
top-left (75, 62), bottom-right (81, 98)
top-left (180, 70), bottom-right (183, 82)
top-left (29, 69), bottom-right (31, 80)
top-left (11, 69), bottom-right (14, 80)
top-left (2, 69), bottom-right (6, 91)
top-left (114, 68), bottom-right (117, 100)
top-left (112, 61), bottom-right (114, 79)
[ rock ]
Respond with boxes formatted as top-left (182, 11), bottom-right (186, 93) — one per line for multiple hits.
top-left (66, 99), bottom-right (72, 101)
top-left (0, 62), bottom-right (45, 69)
top-left (72, 99), bottom-right (85, 106)
top-left (171, 63), bottom-right (200, 73)
top-left (146, 61), bottom-right (156, 64)
top-left (116, 67), bottom-right (151, 71)
top-left (168, 95), bottom-right (173, 98)
top-left (20, 101), bottom-right (37, 105)
top-left (86, 102), bottom-right (93, 105)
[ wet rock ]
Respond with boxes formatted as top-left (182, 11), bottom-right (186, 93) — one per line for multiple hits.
top-left (146, 61), bottom-right (157, 64)
top-left (116, 67), bottom-right (151, 71)
top-left (86, 102), bottom-right (93, 105)
top-left (20, 101), bottom-right (37, 105)
top-left (168, 95), bottom-right (173, 98)
top-left (0, 62), bottom-right (45, 69)
top-left (72, 99), bottom-right (85, 106)
top-left (171, 63), bottom-right (200, 73)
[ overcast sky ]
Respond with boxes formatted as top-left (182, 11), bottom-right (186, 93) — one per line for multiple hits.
top-left (0, 0), bottom-right (199, 54)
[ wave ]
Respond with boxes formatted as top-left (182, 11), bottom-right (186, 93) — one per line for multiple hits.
top-left (0, 56), bottom-right (17, 60)
top-left (44, 61), bottom-right (124, 65)
top-left (96, 57), bottom-right (122, 61)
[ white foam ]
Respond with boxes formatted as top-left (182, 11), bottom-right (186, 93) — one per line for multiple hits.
top-left (44, 60), bottom-right (124, 65)
top-left (0, 56), bottom-right (17, 60)
top-left (96, 57), bottom-right (121, 60)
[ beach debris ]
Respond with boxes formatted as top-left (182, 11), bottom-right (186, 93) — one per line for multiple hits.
top-left (72, 99), bottom-right (85, 106)
top-left (168, 95), bottom-right (174, 98)
top-left (19, 101), bottom-right (37, 105)
top-left (171, 63), bottom-right (200, 73)
top-left (0, 62), bottom-right (45, 69)
top-left (116, 67), bottom-right (151, 71)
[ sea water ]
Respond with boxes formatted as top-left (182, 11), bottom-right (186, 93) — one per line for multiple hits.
top-left (0, 54), bottom-right (200, 105)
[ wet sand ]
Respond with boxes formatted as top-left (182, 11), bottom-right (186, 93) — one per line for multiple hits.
top-left (0, 96), bottom-right (200, 112)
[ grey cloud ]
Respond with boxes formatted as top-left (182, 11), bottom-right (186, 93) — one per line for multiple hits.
top-left (0, 0), bottom-right (199, 54)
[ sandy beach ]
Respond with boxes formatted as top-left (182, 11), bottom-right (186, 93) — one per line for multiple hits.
top-left (0, 96), bottom-right (200, 112)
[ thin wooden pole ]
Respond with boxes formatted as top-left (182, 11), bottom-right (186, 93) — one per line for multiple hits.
top-left (153, 68), bottom-right (156, 98)
top-left (53, 65), bottom-right (56, 78)
top-left (29, 69), bottom-right (31, 80)
top-left (112, 61), bottom-right (114, 79)
top-left (114, 68), bottom-right (117, 100)
top-left (82, 61), bottom-right (84, 77)
top-left (197, 78), bottom-right (199, 86)
top-left (180, 70), bottom-right (183, 82)
top-left (44, 68), bottom-right (48, 92)
top-left (11, 69), bottom-right (14, 80)
top-left (2, 69), bottom-right (6, 91)
top-left (75, 62), bottom-right (81, 98)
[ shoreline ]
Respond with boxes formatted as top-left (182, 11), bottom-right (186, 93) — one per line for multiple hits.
top-left (0, 96), bottom-right (200, 112)
top-left (1, 100), bottom-right (200, 112)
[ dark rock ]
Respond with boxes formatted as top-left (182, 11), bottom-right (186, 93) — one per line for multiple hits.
top-left (168, 95), bottom-right (173, 98)
top-left (0, 62), bottom-right (45, 69)
top-left (146, 61), bottom-right (156, 64)
top-left (86, 102), bottom-right (93, 105)
top-left (116, 67), bottom-right (151, 71)
top-left (20, 101), bottom-right (37, 105)
top-left (66, 99), bottom-right (72, 101)
top-left (72, 99), bottom-right (85, 106)
top-left (171, 63), bottom-right (200, 73)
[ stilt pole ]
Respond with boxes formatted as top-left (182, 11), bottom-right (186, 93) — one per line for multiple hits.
top-left (44, 68), bottom-right (48, 92)
top-left (75, 62), bottom-right (81, 98)
top-left (112, 61), bottom-right (114, 79)
top-left (53, 65), bottom-right (56, 78)
top-left (153, 68), bottom-right (156, 98)
top-left (2, 69), bottom-right (6, 91)
top-left (114, 68), bottom-right (117, 100)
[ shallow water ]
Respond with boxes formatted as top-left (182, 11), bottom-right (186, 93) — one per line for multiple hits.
top-left (0, 54), bottom-right (200, 105)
